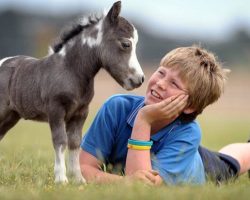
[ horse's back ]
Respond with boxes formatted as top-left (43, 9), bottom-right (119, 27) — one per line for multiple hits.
top-left (1, 56), bottom-right (46, 120)
top-left (0, 56), bottom-right (21, 99)
top-left (0, 55), bottom-right (38, 94)
top-left (0, 55), bottom-right (37, 68)
top-left (0, 56), bottom-right (22, 118)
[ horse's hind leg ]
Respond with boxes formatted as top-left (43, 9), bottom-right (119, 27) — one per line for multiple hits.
top-left (0, 111), bottom-right (20, 141)
top-left (66, 112), bottom-right (88, 184)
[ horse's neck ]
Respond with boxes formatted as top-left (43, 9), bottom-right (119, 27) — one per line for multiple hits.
top-left (63, 42), bottom-right (101, 83)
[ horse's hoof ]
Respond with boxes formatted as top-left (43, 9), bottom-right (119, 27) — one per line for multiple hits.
top-left (54, 175), bottom-right (69, 184)
top-left (78, 176), bottom-right (87, 184)
top-left (71, 174), bottom-right (87, 185)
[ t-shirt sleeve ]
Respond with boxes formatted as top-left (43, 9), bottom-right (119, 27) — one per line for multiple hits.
top-left (151, 123), bottom-right (205, 185)
top-left (80, 99), bottom-right (118, 162)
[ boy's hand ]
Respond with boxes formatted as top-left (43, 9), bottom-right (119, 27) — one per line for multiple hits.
top-left (126, 170), bottom-right (163, 186)
top-left (139, 94), bottom-right (188, 124)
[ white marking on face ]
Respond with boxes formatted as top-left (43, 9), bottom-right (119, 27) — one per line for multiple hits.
top-left (123, 74), bottom-right (136, 90)
top-left (128, 28), bottom-right (144, 76)
top-left (58, 46), bottom-right (66, 57)
top-left (82, 20), bottom-right (103, 48)
top-left (54, 145), bottom-right (68, 183)
top-left (0, 56), bottom-right (16, 67)
top-left (48, 46), bottom-right (54, 56)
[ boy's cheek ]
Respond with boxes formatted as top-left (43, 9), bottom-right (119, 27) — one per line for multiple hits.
top-left (163, 91), bottom-right (184, 100)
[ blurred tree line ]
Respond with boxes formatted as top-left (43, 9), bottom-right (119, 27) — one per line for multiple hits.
top-left (0, 9), bottom-right (250, 69)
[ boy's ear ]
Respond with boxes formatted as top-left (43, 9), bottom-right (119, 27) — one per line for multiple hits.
top-left (183, 107), bottom-right (196, 114)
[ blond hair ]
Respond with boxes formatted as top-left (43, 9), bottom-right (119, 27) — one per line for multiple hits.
top-left (160, 45), bottom-right (229, 120)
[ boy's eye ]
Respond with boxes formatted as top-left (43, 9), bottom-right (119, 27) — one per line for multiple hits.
top-left (171, 81), bottom-right (179, 89)
top-left (158, 70), bottom-right (164, 75)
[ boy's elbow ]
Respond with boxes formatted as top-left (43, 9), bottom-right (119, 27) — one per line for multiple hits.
top-left (79, 149), bottom-right (102, 182)
top-left (80, 164), bottom-right (96, 183)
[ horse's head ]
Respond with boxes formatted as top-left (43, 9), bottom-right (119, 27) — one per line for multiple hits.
top-left (50, 1), bottom-right (144, 90)
top-left (99, 1), bottom-right (144, 90)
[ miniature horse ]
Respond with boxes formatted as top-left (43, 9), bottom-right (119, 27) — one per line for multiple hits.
top-left (0, 1), bottom-right (144, 184)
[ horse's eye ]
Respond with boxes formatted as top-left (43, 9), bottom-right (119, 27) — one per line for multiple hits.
top-left (121, 41), bottom-right (131, 49)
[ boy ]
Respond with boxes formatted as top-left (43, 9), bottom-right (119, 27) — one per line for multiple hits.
top-left (79, 45), bottom-right (250, 185)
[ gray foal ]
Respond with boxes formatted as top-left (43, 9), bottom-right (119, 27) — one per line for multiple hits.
top-left (0, 1), bottom-right (144, 184)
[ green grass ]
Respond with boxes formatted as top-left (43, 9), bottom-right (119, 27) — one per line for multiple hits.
top-left (0, 116), bottom-right (250, 200)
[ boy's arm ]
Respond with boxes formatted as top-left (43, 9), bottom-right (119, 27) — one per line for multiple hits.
top-left (80, 149), bottom-right (162, 185)
top-left (125, 94), bottom-right (188, 185)
top-left (79, 149), bottom-right (123, 183)
top-left (79, 96), bottom-right (123, 183)
top-left (125, 113), bottom-right (163, 185)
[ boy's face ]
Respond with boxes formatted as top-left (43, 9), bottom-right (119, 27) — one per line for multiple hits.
top-left (145, 66), bottom-right (188, 105)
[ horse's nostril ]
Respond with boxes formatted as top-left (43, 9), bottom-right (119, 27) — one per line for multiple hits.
top-left (141, 76), bottom-right (145, 83)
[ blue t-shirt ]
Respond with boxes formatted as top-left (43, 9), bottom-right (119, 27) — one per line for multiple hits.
top-left (81, 94), bottom-right (205, 185)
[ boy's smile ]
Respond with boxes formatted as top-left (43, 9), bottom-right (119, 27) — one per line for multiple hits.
top-left (145, 66), bottom-right (188, 105)
top-left (151, 90), bottom-right (163, 100)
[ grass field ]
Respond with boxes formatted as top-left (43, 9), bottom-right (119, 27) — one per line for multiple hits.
top-left (0, 69), bottom-right (250, 199)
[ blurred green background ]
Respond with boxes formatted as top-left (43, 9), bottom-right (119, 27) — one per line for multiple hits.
top-left (0, 0), bottom-right (250, 67)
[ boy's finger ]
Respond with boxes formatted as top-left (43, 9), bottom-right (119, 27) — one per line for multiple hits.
top-left (150, 170), bottom-right (159, 176)
top-left (144, 171), bottom-right (159, 184)
top-left (159, 94), bottom-right (183, 109)
top-left (133, 171), bottom-right (155, 185)
top-left (163, 95), bottom-right (188, 115)
top-left (173, 94), bottom-right (187, 102)
top-left (163, 94), bottom-right (187, 110)
top-left (170, 94), bottom-right (181, 102)
top-left (173, 96), bottom-right (188, 113)
top-left (154, 94), bottom-right (187, 115)
top-left (159, 95), bottom-right (178, 107)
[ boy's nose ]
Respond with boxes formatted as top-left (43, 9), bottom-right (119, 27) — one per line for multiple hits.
top-left (156, 79), bottom-right (167, 90)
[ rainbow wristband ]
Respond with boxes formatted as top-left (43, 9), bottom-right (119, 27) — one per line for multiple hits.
top-left (128, 139), bottom-right (153, 146)
top-left (127, 144), bottom-right (151, 150)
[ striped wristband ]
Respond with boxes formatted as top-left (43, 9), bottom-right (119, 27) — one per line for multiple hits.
top-left (127, 139), bottom-right (153, 150)
top-left (127, 144), bottom-right (151, 150)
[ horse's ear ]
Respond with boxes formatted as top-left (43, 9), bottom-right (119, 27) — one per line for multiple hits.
top-left (106, 1), bottom-right (121, 23)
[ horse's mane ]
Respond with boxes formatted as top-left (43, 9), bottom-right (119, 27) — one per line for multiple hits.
top-left (51, 13), bottom-right (104, 53)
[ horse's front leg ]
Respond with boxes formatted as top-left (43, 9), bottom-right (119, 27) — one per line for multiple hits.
top-left (48, 105), bottom-right (68, 184)
top-left (66, 110), bottom-right (88, 184)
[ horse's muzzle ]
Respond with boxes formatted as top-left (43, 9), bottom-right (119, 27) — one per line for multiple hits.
top-left (123, 75), bottom-right (145, 90)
